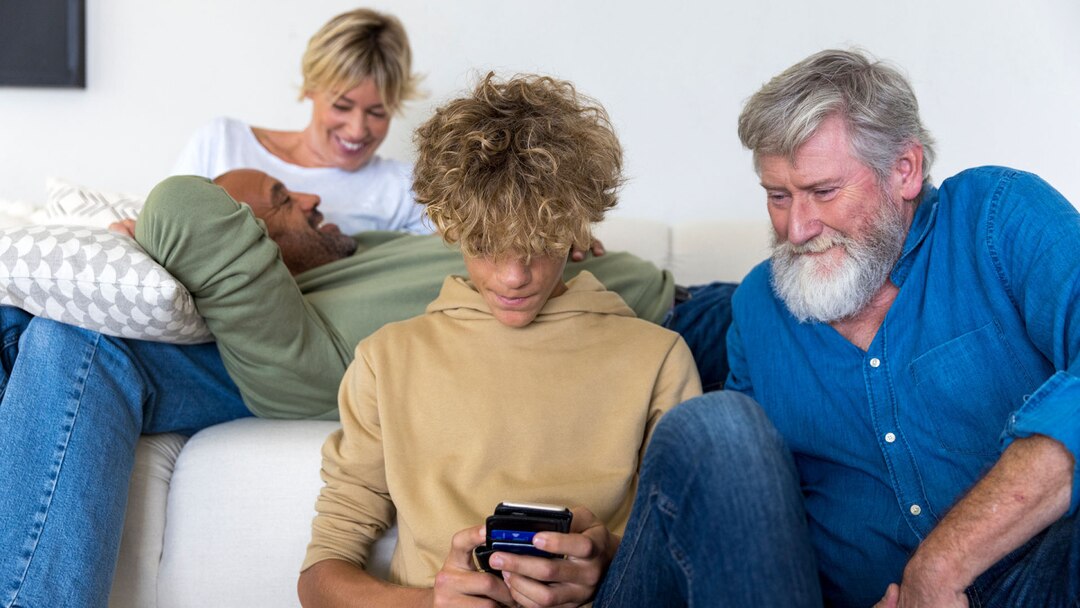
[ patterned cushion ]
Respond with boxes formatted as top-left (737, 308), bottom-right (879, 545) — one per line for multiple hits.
top-left (40, 178), bottom-right (145, 228)
top-left (0, 225), bottom-right (211, 344)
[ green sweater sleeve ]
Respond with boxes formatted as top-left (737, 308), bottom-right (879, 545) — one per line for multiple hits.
top-left (136, 176), bottom-right (348, 419)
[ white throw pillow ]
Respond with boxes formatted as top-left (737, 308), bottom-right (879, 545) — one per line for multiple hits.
top-left (0, 198), bottom-right (41, 229)
top-left (40, 178), bottom-right (145, 228)
top-left (0, 225), bottom-right (212, 344)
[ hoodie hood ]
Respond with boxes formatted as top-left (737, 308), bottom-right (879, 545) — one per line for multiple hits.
top-left (425, 270), bottom-right (638, 323)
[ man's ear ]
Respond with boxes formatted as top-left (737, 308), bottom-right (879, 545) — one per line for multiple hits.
top-left (893, 142), bottom-right (925, 201)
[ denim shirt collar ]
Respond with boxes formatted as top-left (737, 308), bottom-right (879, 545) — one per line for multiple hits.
top-left (890, 184), bottom-right (939, 288)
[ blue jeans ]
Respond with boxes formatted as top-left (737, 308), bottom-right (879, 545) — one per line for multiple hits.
top-left (0, 307), bottom-right (251, 608)
top-left (664, 282), bottom-right (738, 392)
top-left (966, 510), bottom-right (1080, 607)
top-left (595, 391), bottom-right (822, 607)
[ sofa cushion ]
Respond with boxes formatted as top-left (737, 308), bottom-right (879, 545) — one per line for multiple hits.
top-left (156, 419), bottom-right (398, 608)
top-left (672, 220), bottom-right (772, 285)
top-left (594, 216), bottom-right (771, 284)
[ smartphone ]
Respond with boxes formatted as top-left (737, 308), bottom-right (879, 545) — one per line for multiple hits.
top-left (473, 502), bottom-right (573, 575)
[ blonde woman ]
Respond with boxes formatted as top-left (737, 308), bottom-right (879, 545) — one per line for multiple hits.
top-left (173, 8), bottom-right (427, 235)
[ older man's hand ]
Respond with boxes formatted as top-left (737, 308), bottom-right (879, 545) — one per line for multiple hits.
top-left (569, 239), bottom-right (605, 262)
top-left (873, 578), bottom-right (969, 608)
top-left (108, 218), bottom-right (137, 239)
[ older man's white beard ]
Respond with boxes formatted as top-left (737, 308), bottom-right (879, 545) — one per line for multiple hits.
top-left (770, 196), bottom-right (907, 324)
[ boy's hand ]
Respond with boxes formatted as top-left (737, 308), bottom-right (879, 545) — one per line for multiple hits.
top-left (434, 524), bottom-right (515, 607)
top-left (494, 506), bottom-right (618, 607)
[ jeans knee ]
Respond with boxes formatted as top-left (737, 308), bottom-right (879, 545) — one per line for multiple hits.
top-left (658, 391), bottom-right (778, 450)
top-left (646, 391), bottom-right (793, 491)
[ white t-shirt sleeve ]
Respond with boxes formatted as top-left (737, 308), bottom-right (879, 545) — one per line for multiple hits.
top-left (398, 201), bottom-right (433, 235)
top-left (387, 162), bottom-right (432, 235)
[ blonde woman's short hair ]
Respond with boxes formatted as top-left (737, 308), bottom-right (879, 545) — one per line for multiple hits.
top-left (300, 8), bottom-right (420, 113)
top-left (413, 73), bottom-right (623, 259)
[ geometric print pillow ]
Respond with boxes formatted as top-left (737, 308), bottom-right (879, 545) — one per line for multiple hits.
top-left (40, 178), bottom-right (146, 228)
top-left (0, 225), bottom-right (212, 344)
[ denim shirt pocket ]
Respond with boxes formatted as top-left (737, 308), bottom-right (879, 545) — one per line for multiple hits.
top-left (910, 321), bottom-right (1035, 455)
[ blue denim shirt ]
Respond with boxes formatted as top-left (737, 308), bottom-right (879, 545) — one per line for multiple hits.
top-left (727, 167), bottom-right (1080, 607)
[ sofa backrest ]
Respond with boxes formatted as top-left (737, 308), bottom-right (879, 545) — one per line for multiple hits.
top-left (595, 216), bottom-right (772, 285)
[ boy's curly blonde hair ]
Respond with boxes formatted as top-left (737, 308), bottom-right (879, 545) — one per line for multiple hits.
top-left (413, 73), bottom-right (623, 258)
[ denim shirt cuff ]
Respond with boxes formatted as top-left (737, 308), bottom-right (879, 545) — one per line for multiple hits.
top-left (1002, 370), bottom-right (1080, 515)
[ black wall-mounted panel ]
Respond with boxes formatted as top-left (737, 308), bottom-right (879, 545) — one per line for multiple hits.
top-left (0, 0), bottom-right (86, 87)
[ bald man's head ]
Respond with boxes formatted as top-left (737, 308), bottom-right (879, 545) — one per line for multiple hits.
top-left (213, 169), bottom-right (356, 275)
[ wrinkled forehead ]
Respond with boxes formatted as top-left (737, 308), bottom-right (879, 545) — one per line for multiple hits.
top-left (755, 116), bottom-right (859, 176)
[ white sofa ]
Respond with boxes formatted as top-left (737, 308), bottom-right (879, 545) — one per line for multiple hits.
top-left (107, 216), bottom-right (773, 608)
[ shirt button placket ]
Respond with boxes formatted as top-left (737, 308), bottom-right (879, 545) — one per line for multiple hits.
top-left (867, 350), bottom-right (932, 534)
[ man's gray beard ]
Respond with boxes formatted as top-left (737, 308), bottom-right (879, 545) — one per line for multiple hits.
top-left (769, 194), bottom-right (907, 324)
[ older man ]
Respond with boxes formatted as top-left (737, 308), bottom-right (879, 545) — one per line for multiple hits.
top-left (597, 50), bottom-right (1079, 608)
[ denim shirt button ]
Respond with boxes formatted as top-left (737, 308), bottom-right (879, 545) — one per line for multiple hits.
top-left (909, 504), bottom-right (922, 516)
top-left (884, 432), bottom-right (896, 443)
top-left (869, 357), bottom-right (881, 368)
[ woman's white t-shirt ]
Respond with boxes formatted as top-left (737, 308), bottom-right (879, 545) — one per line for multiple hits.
top-left (172, 117), bottom-right (430, 235)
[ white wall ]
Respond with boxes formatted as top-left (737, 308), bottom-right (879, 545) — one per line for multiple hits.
top-left (1, 0), bottom-right (1077, 224)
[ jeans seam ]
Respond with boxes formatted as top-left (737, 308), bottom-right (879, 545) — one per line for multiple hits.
top-left (1, 317), bottom-right (24, 351)
top-left (0, 333), bottom-right (21, 400)
top-left (966, 585), bottom-right (982, 608)
top-left (6, 332), bottom-right (98, 608)
top-left (598, 486), bottom-right (659, 603)
top-left (663, 463), bottom-right (700, 604)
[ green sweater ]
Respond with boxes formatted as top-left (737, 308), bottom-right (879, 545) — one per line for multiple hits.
top-left (136, 176), bottom-right (676, 419)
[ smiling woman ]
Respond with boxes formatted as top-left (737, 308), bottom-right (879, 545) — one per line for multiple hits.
top-left (171, 8), bottom-right (428, 236)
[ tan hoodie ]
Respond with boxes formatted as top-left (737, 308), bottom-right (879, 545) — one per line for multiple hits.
top-left (303, 271), bottom-right (702, 588)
